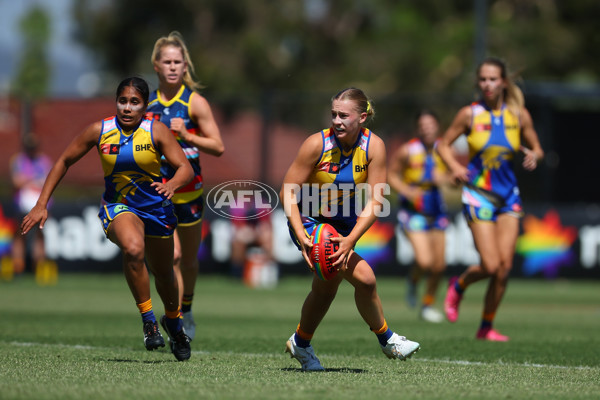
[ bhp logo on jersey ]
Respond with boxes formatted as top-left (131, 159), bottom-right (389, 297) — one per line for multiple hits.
top-left (206, 180), bottom-right (279, 220)
top-left (136, 144), bottom-right (151, 152)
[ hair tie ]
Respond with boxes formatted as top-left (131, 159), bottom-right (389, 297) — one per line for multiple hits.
top-left (366, 101), bottom-right (372, 113)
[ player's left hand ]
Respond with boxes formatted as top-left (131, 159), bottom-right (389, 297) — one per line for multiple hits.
top-left (521, 146), bottom-right (539, 171)
top-left (151, 181), bottom-right (175, 199)
top-left (329, 235), bottom-right (354, 272)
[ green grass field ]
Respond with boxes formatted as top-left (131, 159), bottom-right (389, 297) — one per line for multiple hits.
top-left (1, 273), bottom-right (599, 400)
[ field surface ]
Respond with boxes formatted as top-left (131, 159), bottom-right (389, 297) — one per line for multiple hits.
top-left (1, 274), bottom-right (599, 400)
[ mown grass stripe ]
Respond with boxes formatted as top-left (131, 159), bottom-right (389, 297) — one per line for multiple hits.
top-left (8, 340), bottom-right (597, 371)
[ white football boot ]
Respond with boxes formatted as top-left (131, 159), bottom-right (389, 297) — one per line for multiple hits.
top-left (381, 333), bottom-right (420, 360)
top-left (285, 334), bottom-right (325, 371)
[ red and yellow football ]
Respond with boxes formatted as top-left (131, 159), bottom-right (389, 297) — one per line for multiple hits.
top-left (309, 223), bottom-right (340, 280)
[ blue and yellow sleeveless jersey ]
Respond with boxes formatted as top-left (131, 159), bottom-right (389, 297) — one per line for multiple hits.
top-left (400, 138), bottom-right (446, 216)
top-left (146, 85), bottom-right (203, 204)
top-left (466, 101), bottom-right (521, 199)
top-left (97, 116), bottom-right (165, 209)
top-left (299, 127), bottom-right (371, 236)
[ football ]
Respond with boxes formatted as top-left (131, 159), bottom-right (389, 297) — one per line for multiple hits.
top-left (309, 223), bottom-right (340, 280)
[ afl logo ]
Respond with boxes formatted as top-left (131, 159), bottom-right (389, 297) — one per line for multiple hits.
top-left (206, 180), bottom-right (279, 220)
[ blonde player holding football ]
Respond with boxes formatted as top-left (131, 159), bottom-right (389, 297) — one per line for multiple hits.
top-left (280, 88), bottom-right (420, 371)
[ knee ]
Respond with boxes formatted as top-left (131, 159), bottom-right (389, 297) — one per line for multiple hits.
top-left (480, 256), bottom-right (502, 275)
top-left (416, 259), bottom-right (434, 272)
top-left (483, 260), bottom-right (514, 278)
top-left (173, 247), bottom-right (182, 268)
top-left (495, 263), bottom-right (512, 281)
top-left (354, 277), bottom-right (377, 297)
top-left (121, 239), bottom-right (145, 264)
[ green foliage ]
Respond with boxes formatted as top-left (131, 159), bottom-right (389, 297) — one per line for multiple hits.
top-left (69, 0), bottom-right (599, 104)
top-left (12, 6), bottom-right (51, 99)
top-left (1, 274), bottom-right (599, 399)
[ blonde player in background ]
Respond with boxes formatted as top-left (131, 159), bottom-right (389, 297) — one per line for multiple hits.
top-left (147, 32), bottom-right (225, 341)
top-left (436, 57), bottom-right (544, 341)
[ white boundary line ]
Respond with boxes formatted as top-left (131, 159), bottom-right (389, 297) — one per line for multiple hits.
top-left (7, 341), bottom-right (597, 371)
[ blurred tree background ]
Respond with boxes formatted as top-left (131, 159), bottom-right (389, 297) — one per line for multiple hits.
top-left (70, 0), bottom-right (600, 98)
top-left (65, 0), bottom-right (600, 204)
top-left (12, 5), bottom-right (51, 99)
top-left (4, 0), bottom-right (600, 203)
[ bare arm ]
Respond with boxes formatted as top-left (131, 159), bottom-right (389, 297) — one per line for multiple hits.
top-left (436, 106), bottom-right (471, 184)
top-left (280, 133), bottom-right (322, 270)
top-left (519, 107), bottom-right (544, 171)
top-left (21, 122), bottom-right (100, 233)
top-left (152, 121), bottom-right (194, 199)
top-left (170, 93), bottom-right (224, 156)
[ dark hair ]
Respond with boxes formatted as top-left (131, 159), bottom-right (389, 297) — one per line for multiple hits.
top-left (332, 87), bottom-right (375, 120)
top-left (415, 109), bottom-right (439, 123)
top-left (116, 77), bottom-right (150, 105)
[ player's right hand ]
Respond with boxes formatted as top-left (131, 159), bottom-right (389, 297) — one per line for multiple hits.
top-left (20, 204), bottom-right (48, 235)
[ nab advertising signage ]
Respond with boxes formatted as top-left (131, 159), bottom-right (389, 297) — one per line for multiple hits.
top-left (2, 200), bottom-right (599, 279)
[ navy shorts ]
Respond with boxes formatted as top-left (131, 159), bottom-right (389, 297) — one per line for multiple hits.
top-left (173, 195), bottom-right (204, 226)
top-left (98, 201), bottom-right (177, 238)
top-left (461, 185), bottom-right (523, 222)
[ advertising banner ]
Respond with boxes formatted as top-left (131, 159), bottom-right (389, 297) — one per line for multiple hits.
top-left (2, 200), bottom-right (599, 279)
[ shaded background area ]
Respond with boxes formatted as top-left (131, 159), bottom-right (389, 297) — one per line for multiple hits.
top-left (1, 0), bottom-right (599, 202)
top-left (0, 88), bottom-right (597, 206)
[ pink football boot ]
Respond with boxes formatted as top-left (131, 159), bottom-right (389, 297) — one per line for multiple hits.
top-left (476, 328), bottom-right (509, 342)
top-left (444, 277), bottom-right (463, 323)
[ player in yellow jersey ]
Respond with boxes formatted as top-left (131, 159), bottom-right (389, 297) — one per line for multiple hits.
top-left (148, 32), bottom-right (225, 341)
top-left (437, 57), bottom-right (544, 341)
top-left (20, 77), bottom-right (194, 361)
top-left (280, 88), bottom-right (420, 371)
top-left (388, 110), bottom-right (452, 323)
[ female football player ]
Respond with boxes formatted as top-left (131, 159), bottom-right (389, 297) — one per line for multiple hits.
top-left (147, 31), bottom-right (225, 341)
top-left (21, 77), bottom-right (194, 360)
top-left (436, 57), bottom-right (544, 341)
top-left (388, 109), bottom-right (451, 323)
top-left (280, 88), bottom-right (420, 371)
